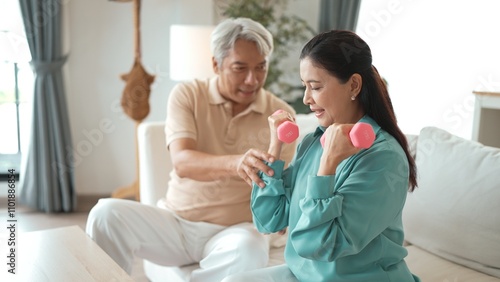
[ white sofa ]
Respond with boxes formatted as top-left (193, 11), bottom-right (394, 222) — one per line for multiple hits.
top-left (138, 114), bottom-right (500, 282)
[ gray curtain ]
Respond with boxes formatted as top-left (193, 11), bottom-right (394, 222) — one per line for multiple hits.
top-left (19, 0), bottom-right (75, 212)
top-left (319, 0), bottom-right (362, 32)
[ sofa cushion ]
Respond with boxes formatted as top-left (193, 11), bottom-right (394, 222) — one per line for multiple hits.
top-left (403, 126), bottom-right (500, 278)
top-left (295, 113), bottom-right (318, 143)
top-left (406, 245), bottom-right (500, 281)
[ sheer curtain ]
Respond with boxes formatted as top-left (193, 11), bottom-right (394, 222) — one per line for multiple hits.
top-left (318, 0), bottom-right (362, 32)
top-left (19, 0), bottom-right (75, 212)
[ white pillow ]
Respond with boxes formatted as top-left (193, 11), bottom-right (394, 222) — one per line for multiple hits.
top-left (403, 126), bottom-right (500, 278)
top-left (295, 113), bottom-right (318, 144)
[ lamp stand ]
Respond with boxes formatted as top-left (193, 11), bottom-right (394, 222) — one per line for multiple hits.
top-left (111, 121), bottom-right (141, 200)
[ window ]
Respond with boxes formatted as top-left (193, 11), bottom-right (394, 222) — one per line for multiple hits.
top-left (356, 0), bottom-right (500, 139)
top-left (0, 1), bottom-right (32, 180)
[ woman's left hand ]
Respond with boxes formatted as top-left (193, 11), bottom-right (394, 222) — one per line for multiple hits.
top-left (318, 123), bottom-right (361, 175)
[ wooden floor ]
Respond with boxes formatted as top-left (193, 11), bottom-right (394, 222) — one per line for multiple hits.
top-left (0, 195), bottom-right (149, 281)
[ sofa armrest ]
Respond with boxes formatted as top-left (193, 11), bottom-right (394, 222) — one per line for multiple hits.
top-left (138, 121), bottom-right (171, 206)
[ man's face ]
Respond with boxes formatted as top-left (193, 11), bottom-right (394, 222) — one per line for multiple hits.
top-left (213, 39), bottom-right (268, 108)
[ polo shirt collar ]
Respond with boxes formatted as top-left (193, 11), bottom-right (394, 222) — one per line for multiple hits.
top-left (208, 77), bottom-right (266, 114)
top-left (208, 77), bottom-right (227, 105)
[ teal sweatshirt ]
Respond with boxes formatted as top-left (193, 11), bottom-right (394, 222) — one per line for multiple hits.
top-left (251, 116), bottom-right (420, 282)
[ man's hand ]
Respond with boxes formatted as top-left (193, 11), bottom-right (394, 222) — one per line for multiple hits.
top-left (237, 149), bottom-right (276, 188)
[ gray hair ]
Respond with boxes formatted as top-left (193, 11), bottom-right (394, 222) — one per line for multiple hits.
top-left (211, 17), bottom-right (274, 66)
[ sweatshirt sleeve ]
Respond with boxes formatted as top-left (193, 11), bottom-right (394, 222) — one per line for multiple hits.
top-left (251, 160), bottom-right (293, 234)
top-left (290, 148), bottom-right (409, 262)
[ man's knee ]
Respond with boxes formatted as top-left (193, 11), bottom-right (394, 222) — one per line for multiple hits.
top-left (237, 233), bottom-right (269, 266)
top-left (219, 225), bottom-right (269, 268)
top-left (86, 198), bottom-right (131, 235)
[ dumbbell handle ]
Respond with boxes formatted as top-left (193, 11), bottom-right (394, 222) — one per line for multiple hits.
top-left (273, 110), bottom-right (299, 144)
top-left (320, 122), bottom-right (375, 149)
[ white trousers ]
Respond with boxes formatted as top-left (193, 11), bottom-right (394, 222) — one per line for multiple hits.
top-left (86, 198), bottom-right (270, 282)
top-left (222, 264), bottom-right (299, 282)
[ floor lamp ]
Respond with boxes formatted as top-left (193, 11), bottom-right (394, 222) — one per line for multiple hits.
top-left (169, 25), bottom-right (215, 82)
top-left (110, 0), bottom-right (155, 201)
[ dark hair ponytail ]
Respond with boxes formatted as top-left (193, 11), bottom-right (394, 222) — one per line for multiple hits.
top-left (301, 30), bottom-right (417, 191)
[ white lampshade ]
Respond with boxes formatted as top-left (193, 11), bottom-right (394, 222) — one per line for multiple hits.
top-left (169, 25), bottom-right (215, 81)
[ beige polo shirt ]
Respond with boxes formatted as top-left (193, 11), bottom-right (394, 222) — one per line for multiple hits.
top-left (164, 77), bottom-right (296, 226)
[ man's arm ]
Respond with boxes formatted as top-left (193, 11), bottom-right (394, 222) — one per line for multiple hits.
top-left (169, 138), bottom-right (276, 188)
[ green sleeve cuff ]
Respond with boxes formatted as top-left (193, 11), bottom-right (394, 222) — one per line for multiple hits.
top-left (265, 160), bottom-right (285, 180)
top-left (305, 175), bottom-right (336, 199)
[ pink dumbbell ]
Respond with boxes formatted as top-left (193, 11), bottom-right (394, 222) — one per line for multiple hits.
top-left (273, 110), bottom-right (299, 144)
top-left (320, 122), bottom-right (375, 149)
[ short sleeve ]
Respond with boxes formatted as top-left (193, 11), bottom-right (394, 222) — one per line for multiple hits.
top-left (165, 82), bottom-right (198, 146)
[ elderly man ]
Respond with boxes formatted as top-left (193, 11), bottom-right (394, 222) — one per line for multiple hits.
top-left (86, 17), bottom-right (295, 282)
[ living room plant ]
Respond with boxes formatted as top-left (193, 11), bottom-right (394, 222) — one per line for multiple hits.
top-left (215, 0), bottom-right (316, 113)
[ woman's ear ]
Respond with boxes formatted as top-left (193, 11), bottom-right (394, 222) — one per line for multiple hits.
top-left (349, 73), bottom-right (362, 97)
top-left (212, 57), bottom-right (219, 74)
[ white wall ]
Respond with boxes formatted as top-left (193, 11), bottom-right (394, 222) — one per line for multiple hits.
top-left (356, 0), bottom-right (500, 138)
top-left (68, 0), bottom-right (213, 195)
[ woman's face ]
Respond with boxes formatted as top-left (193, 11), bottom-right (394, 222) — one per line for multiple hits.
top-left (300, 57), bottom-right (364, 127)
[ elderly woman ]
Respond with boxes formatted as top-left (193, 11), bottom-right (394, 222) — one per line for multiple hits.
top-left (224, 30), bottom-right (419, 282)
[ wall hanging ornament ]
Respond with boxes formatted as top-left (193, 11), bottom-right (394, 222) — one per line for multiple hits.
top-left (111, 0), bottom-right (154, 200)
